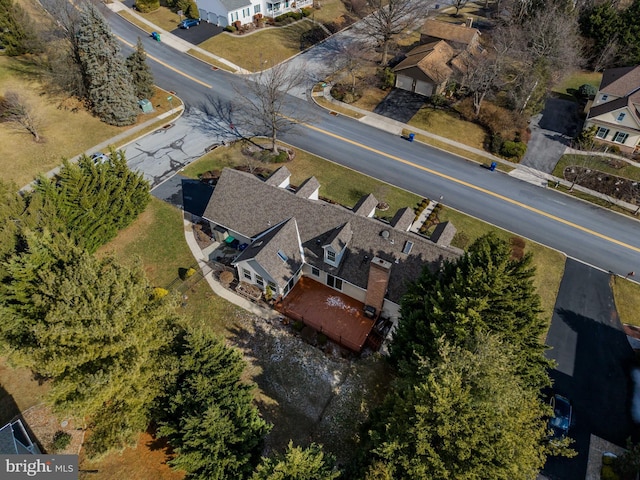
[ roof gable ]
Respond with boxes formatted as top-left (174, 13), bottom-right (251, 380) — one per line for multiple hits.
top-left (393, 41), bottom-right (455, 83)
top-left (421, 19), bottom-right (480, 46)
top-left (599, 65), bottom-right (640, 97)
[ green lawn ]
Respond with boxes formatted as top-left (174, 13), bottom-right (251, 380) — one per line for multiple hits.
top-left (552, 70), bottom-right (603, 98)
top-left (197, 20), bottom-right (317, 70)
top-left (554, 154), bottom-right (640, 182)
top-left (612, 275), bottom-right (640, 327)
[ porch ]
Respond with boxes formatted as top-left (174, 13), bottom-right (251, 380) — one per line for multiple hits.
top-left (276, 277), bottom-right (375, 352)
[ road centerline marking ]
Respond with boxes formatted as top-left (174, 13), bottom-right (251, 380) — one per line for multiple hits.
top-left (302, 122), bottom-right (640, 254)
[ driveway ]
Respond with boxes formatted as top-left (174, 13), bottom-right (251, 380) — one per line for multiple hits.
top-left (373, 89), bottom-right (426, 123)
top-left (542, 259), bottom-right (637, 480)
top-left (170, 22), bottom-right (224, 44)
top-left (521, 97), bottom-right (582, 173)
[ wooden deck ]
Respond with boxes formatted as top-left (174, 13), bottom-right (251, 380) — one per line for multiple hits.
top-left (277, 277), bottom-right (374, 352)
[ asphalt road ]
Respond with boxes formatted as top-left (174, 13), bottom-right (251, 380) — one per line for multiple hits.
top-left (543, 259), bottom-right (636, 480)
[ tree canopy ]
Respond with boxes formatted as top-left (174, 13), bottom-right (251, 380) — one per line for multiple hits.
top-left (126, 37), bottom-right (155, 100)
top-left (76, 3), bottom-right (139, 125)
top-left (365, 335), bottom-right (549, 480)
top-left (390, 233), bottom-right (552, 391)
top-left (158, 330), bottom-right (271, 480)
top-left (252, 441), bottom-right (340, 480)
top-left (0, 230), bottom-right (180, 456)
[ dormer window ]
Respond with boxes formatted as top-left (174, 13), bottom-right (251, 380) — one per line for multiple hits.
top-left (601, 94), bottom-right (608, 101)
top-left (617, 112), bottom-right (626, 121)
top-left (327, 250), bottom-right (336, 262)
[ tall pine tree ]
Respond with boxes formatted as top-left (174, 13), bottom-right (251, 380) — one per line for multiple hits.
top-left (158, 329), bottom-right (271, 480)
top-left (252, 441), bottom-right (340, 480)
top-left (76, 3), bottom-right (139, 126)
top-left (0, 230), bottom-right (180, 455)
top-left (126, 38), bottom-right (155, 100)
top-left (366, 335), bottom-right (551, 480)
top-left (0, 0), bottom-right (42, 56)
top-left (391, 233), bottom-right (552, 391)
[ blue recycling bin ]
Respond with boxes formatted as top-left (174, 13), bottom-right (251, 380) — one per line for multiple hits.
top-left (408, 133), bottom-right (415, 142)
top-left (151, 31), bottom-right (161, 42)
top-left (489, 161), bottom-right (497, 171)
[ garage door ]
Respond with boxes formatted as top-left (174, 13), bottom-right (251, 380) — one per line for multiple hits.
top-left (415, 80), bottom-right (433, 97)
top-left (396, 74), bottom-right (414, 92)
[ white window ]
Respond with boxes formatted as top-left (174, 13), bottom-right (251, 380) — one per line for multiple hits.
top-left (601, 94), bottom-right (608, 101)
top-left (617, 112), bottom-right (626, 121)
top-left (268, 281), bottom-right (276, 291)
top-left (254, 4), bottom-right (261, 13)
top-left (311, 266), bottom-right (320, 276)
top-left (327, 275), bottom-right (342, 291)
top-left (613, 131), bottom-right (629, 144)
top-left (231, 12), bottom-right (238, 21)
top-left (242, 268), bottom-right (252, 280)
top-left (255, 275), bottom-right (264, 287)
top-left (595, 127), bottom-right (609, 139)
top-left (326, 250), bottom-right (336, 262)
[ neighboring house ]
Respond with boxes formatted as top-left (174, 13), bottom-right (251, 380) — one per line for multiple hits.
top-left (0, 419), bottom-right (41, 455)
top-left (196, 0), bottom-right (312, 27)
top-left (394, 18), bottom-right (481, 97)
top-left (584, 65), bottom-right (640, 155)
top-left (202, 167), bottom-right (462, 336)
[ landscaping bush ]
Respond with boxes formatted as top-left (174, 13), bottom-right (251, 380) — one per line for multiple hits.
top-left (501, 141), bottom-right (527, 161)
top-left (489, 133), bottom-right (504, 154)
top-left (51, 431), bottom-right (72, 452)
top-left (224, 25), bottom-right (236, 32)
top-left (153, 287), bottom-right (169, 299)
top-left (293, 320), bottom-right (305, 332)
top-left (378, 67), bottom-right (395, 90)
top-left (135, 0), bottom-right (159, 13)
top-left (317, 333), bottom-right (328, 346)
top-left (578, 83), bottom-right (597, 99)
top-left (301, 7), bottom-right (312, 16)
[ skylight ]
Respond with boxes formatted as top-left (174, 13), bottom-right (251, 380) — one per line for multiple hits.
top-left (402, 241), bottom-right (414, 255)
top-left (277, 250), bottom-right (288, 262)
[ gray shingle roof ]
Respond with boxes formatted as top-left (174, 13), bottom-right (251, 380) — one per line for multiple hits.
top-left (233, 218), bottom-right (303, 287)
top-left (324, 222), bottom-right (352, 252)
top-left (390, 207), bottom-right (415, 231)
top-left (295, 176), bottom-right (320, 198)
top-left (599, 65), bottom-right (640, 97)
top-left (421, 19), bottom-right (480, 46)
top-left (203, 169), bottom-right (462, 303)
top-left (265, 166), bottom-right (291, 187)
top-left (0, 423), bottom-right (17, 454)
top-left (220, 0), bottom-right (252, 11)
top-left (353, 193), bottom-right (378, 217)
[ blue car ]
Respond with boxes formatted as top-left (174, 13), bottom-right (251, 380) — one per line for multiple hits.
top-left (179, 18), bottom-right (200, 29)
top-left (548, 394), bottom-right (572, 440)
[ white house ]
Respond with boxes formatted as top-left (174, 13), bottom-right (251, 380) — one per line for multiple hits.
top-left (584, 65), bottom-right (640, 155)
top-left (196, 0), bottom-right (313, 26)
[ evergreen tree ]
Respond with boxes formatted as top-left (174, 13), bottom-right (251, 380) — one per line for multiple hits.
top-left (126, 38), bottom-right (155, 100)
top-left (158, 330), bottom-right (271, 480)
top-left (0, 180), bottom-right (25, 280)
top-left (390, 233), bottom-right (552, 391)
top-left (619, 0), bottom-right (640, 65)
top-left (0, 231), bottom-right (180, 455)
top-left (366, 335), bottom-right (550, 480)
top-left (75, 3), bottom-right (138, 126)
top-left (0, 0), bottom-right (42, 56)
top-left (28, 150), bottom-right (150, 253)
top-left (252, 442), bottom-right (340, 480)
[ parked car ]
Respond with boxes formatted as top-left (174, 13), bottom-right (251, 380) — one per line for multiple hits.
top-left (548, 394), bottom-right (572, 440)
top-left (90, 152), bottom-right (109, 164)
top-left (178, 18), bottom-right (200, 29)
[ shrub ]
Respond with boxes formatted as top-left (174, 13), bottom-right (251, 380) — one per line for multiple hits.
top-left (219, 270), bottom-right (234, 286)
top-left (578, 83), bottom-right (597, 99)
top-left (301, 7), bottom-right (312, 16)
top-left (293, 320), bottom-right (305, 331)
top-left (378, 67), bottom-right (395, 90)
top-left (317, 333), bottom-right (328, 346)
top-left (600, 465), bottom-right (619, 480)
top-left (135, 0), bottom-right (159, 12)
top-left (500, 141), bottom-right (527, 160)
top-left (153, 287), bottom-right (169, 299)
top-left (489, 133), bottom-right (504, 154)
top-left (185, 267), bottom-right (197, 278)
top-left (224, 25), bottom-right (236, 32)
top-left (51, 431), bottom-right (72, 452)
top-left (272, 151), bottom-right (288, 163)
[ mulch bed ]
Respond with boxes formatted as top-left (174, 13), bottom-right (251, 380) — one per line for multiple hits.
top-left (564, 166), bottom-right (640, 204)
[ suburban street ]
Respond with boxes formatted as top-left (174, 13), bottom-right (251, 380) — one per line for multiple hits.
top-left (103, 8), bottom-right (639, 478)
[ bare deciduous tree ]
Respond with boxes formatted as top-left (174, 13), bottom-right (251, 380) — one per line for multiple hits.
top-left (234, 61), bottom-right (308, 154)
top-left (452, 0), bottom-right (470, 16)
top-left (335, 40), bottom-right (368, 93)
top-left (0, 91), bottom-right (43, 141)
top-left (357, 0), bottom-right (430, 65)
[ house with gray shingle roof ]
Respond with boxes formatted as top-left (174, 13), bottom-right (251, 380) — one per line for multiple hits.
top-left (584, 65), bottom-right (640, 155)
top-left (0, 420), bottom-right (41, 455)
top-left (196, 0), bottom-right (313, 28)
top-left (202, 167), bottom-right (462, 323)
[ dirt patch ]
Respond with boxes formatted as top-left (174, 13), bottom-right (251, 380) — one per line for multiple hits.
top-left (564, 166), bottom-right (640, 204)
top-left (21, 404), bottom-right (84, 454)
top-left (228, 311), bottom-right (392, 464)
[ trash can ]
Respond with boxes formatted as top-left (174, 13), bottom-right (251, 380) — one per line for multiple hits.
top-left (138, 99), bottom-right (153, 113)
top-left (489, 161), bottom-right (497, 171)
top-left (152, 31), bottom-right (161, 42)
top-left (408, 133), bottom-right (415, 142)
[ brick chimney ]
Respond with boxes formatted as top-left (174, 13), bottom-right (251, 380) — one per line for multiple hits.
top-left (364, 256), bottom-right (392, 318)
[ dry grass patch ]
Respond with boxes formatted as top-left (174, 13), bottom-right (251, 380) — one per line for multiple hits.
top-left (0, 357), bottom-right (49, 425)
top-left (198, 21), bottom-right (316, 70)
top-left (408, 107), bottom-right (487, 150)
top-left (612, 275), bottom-right (640, 327)
top-left (138, 5), bottom-right (182, 32)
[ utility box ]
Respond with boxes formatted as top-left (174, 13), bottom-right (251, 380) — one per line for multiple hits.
top-left (138, 99), bottom-right (153, 113)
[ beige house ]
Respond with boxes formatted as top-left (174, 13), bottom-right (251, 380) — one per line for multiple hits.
top-left (393, 18), bottom-right (481, 97)
top-left (584, 65), bottom-right (640, 155)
